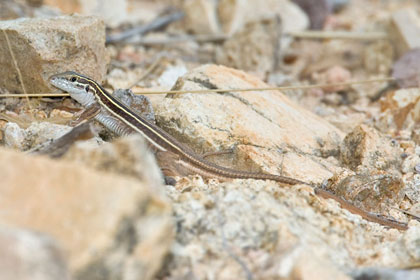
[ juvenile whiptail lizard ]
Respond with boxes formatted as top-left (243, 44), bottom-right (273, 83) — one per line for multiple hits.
top-left (49, 71), bottom-right (408, 230)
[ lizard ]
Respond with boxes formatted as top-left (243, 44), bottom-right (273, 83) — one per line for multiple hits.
top-left (49, 71), bottom-right (409, 230)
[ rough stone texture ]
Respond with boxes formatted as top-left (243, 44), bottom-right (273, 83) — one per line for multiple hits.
top-left (334, 124), bottom-right (418, 218)
top-left (4, 121), bottom-right (72, 151)
top-left (154, 64), bottom-right (344, 184)
top-left (378, 88), bottom-right (420, 132)
top-left (160, 177), bottom-right (419, 279)
top-left (0, 144), bottom-right (173, 280)
top-left (0, 225), bottom-right (70, 280)
top-left (0, 15), bottom-right (108, 95)
top-left (340, 124), bottom-right (403, 171)
top-left (218, 0), bottom-right (308, 35)
top-left (215, 18), bottom-right (281, 74)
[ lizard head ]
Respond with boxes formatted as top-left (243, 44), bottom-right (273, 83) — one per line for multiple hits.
top-left (49, 71), bottom-right (97, 107)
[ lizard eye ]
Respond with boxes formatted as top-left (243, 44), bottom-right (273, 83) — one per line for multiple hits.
top-left (71, 77), bottom-right (77, 82)
top-left (85, 85), bottom-right (89, 92)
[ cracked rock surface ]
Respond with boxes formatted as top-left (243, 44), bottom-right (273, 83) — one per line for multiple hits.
top-left (154, 64), bottom-right (344, 183)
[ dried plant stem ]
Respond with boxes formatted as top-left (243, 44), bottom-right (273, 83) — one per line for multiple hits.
top-left (287, 30), bottom-right (388, 40)
top-left (0, 77), bottom-right (395, 98)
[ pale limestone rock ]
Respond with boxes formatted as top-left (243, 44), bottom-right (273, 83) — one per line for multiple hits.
top-left (163, 178), bottom-right (419, 278)
top-left (4, 122), bottom-right (72, 151)
top-left (402, 221), bottom-right (420, 260)
top-left (402, 154), bottom-right (420, 174)
top-left (157, 65), bottom-right (188, 88)
top-left (0, 147), bottom-right (172, 280)
top-left (155, 64), bottom-right (344, 184)
top-left (215, 18), bottom-right (281, 74)
top-left (78, 0), bottom-right (127, 28)
top-left (378, 88), bottom-right (420, 132)
top-left (64, 135), bottom-right (165, 190)
top-left (182, 0), bottom-right (220, 34)
top-left (390, 9), bottom-right (420, 57)
top-left (0, 15), bottom-right (108, 94)
top-left (0, 225), bottom-right (70, 280)
top-left (289, 249), bottom-right (351, 280)
top-left (3, 122), bottom-right (26, 150)
top-left (218, 0), bottom-right (309, 35)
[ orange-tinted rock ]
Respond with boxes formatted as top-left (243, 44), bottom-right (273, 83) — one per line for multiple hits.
top-left (0, 146), bottom-right (172, 280)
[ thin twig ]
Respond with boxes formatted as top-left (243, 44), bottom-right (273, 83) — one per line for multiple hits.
top-left (287, 30), bottom-right (388, 40)
top-left (0, 93), bottom-right (69, 98)
top-left (0, 77), bottom-right (396, 98)
top-left (134, 34), bottom-right (228, 46)
top-left (131, 77), bottom-right (395, 95)
top-left (106, 11), bottom-right (184, 43)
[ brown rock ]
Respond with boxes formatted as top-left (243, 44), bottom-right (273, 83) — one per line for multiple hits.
top-left (0, 225), bottom-right (70, 280)
top-left (155, 64), bottom-right (344, 183)
top-left (378, 88), bottom-right (420, 132)
top-left (215, 18), bottom-right (281, 74)
top-left (0, 15), bottom-right (108, 95)
top-left (329, 173), bottom-right (405, 215)
top-left (0, 146), bottom-right (172, 280)
top-left (340, 124), bottom-right (402, 171)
